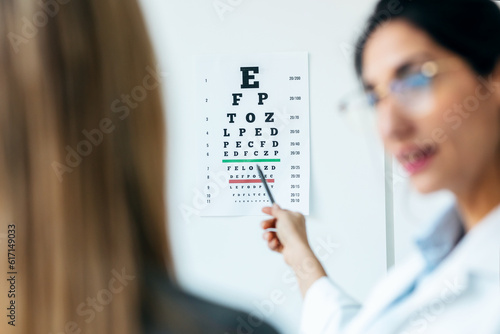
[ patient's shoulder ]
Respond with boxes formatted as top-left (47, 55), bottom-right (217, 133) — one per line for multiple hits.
top-left (142, 263), bottom-right (280, 334)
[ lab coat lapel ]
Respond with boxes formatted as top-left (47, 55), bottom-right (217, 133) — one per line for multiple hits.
top-left (400, 266), bottom-right (469, 320)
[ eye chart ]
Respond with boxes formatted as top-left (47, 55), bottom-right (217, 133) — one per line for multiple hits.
top-left (196, 52), bottom-right (310, 216)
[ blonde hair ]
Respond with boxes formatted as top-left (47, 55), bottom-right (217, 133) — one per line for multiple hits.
top-left (0, 1), bottom-right (173, 332)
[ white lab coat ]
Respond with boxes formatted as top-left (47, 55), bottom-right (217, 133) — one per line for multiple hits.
top-left (300, 203), bottom-right (500, 334)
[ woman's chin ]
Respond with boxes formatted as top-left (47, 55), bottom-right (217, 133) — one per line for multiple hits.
top-left (410, 172), bottom-right (443, 194)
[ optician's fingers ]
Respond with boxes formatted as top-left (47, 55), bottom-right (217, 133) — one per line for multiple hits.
top-left (262, 231), bottom-right (273, 241)
top-left (268, 238), bottom-right (281, 251)
top-left (262, 204), bottom-right (286, 219)
top-left (270, 203), bottom-right (283, 216)
top-left (263, 230), bottom-right (280, 248)
top-left (261, 218), bottom-right (276, 229)
top-left (262, 206), bottom-right (273, 215)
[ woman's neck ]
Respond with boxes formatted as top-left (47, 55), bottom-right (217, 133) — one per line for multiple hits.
top-left (456, 155), bottom-right (500, 232)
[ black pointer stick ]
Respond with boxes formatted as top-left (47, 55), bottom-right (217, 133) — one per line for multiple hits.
top-left (257, 164), bottom-right (279, 233)
top-left (257, 164), bottom-right (275, 204)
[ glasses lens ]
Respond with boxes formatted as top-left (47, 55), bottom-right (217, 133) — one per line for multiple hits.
top-left (393, 73), bottom-right (434, 115)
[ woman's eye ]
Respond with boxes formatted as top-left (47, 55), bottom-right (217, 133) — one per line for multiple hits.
top-left (403, 73), bottom-right (431, 88)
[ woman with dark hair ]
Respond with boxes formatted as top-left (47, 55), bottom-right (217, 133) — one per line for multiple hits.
top-left (261, 0), bottom-right (500, 333)
top-left (0, 1), bottom-right (278, 333)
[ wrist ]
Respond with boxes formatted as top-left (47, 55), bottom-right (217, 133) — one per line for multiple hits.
top-left (290, 248), bottom-right (327, 297)
top-left (288, 242), bottom-right (314, 266)
top-left (290, 246), bottom-right (325, 279)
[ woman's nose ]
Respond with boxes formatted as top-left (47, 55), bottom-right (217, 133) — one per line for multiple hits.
top-left (377, 97), bottom-right (415, 142)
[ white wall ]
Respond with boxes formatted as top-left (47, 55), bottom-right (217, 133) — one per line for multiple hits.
top-left (139, 1), bottom-right (390, 333)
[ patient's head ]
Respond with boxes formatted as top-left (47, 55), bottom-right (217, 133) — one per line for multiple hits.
top-left (0, 1), bottom-right (172, 332)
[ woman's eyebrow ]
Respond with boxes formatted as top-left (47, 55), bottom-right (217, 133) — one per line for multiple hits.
top-left (362, 52), bottom-right (434, 89)
top-left (394, 52), bottom-right (433, 77)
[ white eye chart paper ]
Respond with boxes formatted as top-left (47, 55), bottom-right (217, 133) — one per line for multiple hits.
top-left (196, 52), bottom-right (310, 216)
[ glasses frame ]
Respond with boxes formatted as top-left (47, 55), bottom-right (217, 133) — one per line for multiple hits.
top-left (338, 57), bottom-right (465, 115)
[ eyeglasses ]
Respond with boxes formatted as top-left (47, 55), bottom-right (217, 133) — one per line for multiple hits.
top-left (338, 57), bottom-right (464, 118)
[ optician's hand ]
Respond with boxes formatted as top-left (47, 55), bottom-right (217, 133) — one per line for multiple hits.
top-left (261, 204), bottom-right (310, 264)
top-left (261, 204), bottom-right (327, 297)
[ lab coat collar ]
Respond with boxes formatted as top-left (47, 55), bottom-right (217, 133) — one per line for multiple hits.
top-left (441, 201), bottom-right (500, 279)
top-left (413, 201), bottom-right (500, 280)
top-left (413, 202), bottom-right (466, 273)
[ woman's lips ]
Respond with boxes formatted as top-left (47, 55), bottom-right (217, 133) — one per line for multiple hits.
top-left (397, 144), bottom-right (438, 175)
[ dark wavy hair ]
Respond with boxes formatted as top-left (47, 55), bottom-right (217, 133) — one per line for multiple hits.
top-left (354, 0), bottom-right (500, 78)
